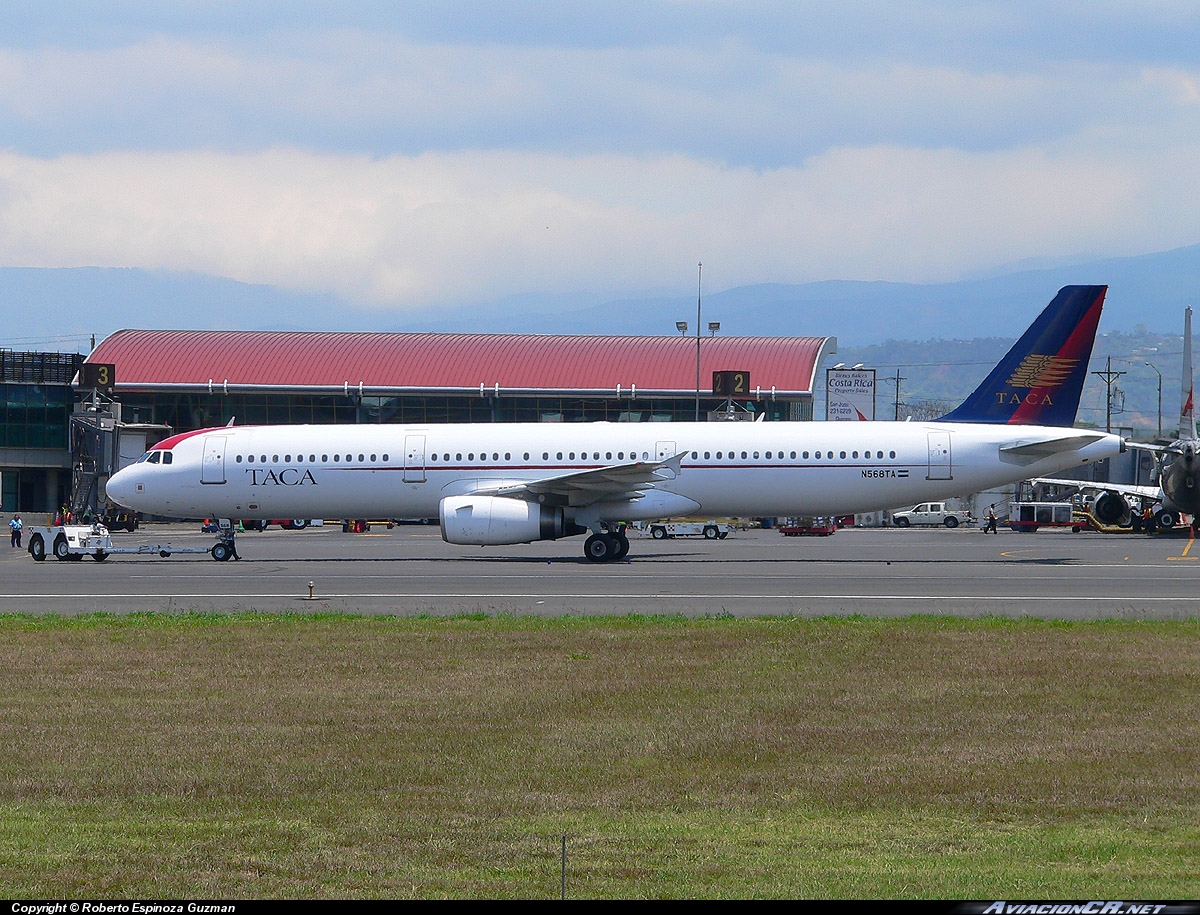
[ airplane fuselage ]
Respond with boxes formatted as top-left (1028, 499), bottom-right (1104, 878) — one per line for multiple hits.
top-left (108, 420), bottom-right (1122, 526)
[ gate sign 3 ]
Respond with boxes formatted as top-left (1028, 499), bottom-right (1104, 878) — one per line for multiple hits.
top-left (80, 362), bottom-right (116, 394)
top-left (712, 370), bottom-right (749, 397)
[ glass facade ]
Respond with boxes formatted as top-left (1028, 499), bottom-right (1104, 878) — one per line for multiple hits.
top-left (1, 383), bottom-right (72, 449)
top-left (113, 391), bottom-right (808, 432)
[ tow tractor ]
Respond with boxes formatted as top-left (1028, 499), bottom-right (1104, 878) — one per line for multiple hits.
top-left (27, 522), bottom-right (236, 562)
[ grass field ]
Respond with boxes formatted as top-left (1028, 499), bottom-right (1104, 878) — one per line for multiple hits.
top-left (0, 613), bottom-right (1197, 899)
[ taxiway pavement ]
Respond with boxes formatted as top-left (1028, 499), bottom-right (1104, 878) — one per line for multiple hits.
top-left (1, 521), bottom-right (1196, 618)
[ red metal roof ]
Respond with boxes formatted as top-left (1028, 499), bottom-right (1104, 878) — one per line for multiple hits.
top-left (87, 330), bottom-right (836, 397)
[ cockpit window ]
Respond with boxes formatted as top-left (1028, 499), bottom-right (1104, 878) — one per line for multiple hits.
top-left (162, 452), bottom-right (173, 464)
top-left (148, 452), bottom-right (161, 464)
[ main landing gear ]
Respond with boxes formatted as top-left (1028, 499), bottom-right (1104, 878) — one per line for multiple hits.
top-left (583, 528), bottom-right (630, 563)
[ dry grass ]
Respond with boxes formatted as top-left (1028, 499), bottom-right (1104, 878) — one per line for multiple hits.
top-left (0, 613), bottom-right (1197, 898)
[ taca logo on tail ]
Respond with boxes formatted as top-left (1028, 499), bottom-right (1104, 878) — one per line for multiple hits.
top-left (936, 285), bottom-right (1107, 427)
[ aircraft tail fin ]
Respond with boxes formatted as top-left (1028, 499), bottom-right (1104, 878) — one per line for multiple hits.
top-left (1181, 305), bottom-right (1196, 440)
top-left (935, 285), bottom-right (1107, 427)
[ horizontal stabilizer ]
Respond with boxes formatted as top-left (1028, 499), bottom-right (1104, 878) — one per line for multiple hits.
top-left (1000, 433), bottom-right (1106, 462)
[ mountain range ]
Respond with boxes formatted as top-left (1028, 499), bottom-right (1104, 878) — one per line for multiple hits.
top-left (2, 243), bottom-right (1195, 438)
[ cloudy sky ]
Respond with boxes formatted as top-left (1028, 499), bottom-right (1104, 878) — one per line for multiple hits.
top-left (3, 1), bottom-right (1200, 319)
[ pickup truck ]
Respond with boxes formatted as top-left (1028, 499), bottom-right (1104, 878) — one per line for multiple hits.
top-left (890, 502), bottom-right (973, 528)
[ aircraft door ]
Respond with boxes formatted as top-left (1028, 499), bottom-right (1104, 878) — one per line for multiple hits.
top-left (655, 441), bottom-right (677, 461)
top-left (404, 434), bottom-right (426, 483)
top-left (201, 436), bottom-right (227, 485)
top-left (926, 432), bottom-right (952, 480)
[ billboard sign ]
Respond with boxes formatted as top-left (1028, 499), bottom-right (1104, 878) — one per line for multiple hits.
top-left (826, 368), bottom-right (876, 421)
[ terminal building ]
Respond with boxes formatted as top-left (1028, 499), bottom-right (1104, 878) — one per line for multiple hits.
top-left (3, 329), bottom-right (838, 515)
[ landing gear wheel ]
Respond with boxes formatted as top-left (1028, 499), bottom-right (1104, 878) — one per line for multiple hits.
top-left (612, 533), bottom-right (630, 560)
top-left (53, 536), bottom-right (71, 560)
top-left (1154, 509), bottom-right (1178, 529)
top-left (211, 542), bottom-right (232, 562)
top-left (29, 535), bottom-right (45, 561)
top-left (584, 533), bottom-right (618, 563)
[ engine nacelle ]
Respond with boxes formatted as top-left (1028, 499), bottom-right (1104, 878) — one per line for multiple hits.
top-left (1092, 491), bottom-right (1130, 526)
top-left (439, 495), bottom-right (584, 545)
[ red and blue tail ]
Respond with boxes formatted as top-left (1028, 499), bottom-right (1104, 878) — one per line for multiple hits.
top-left (936, 285), bottom-right (1107, 427)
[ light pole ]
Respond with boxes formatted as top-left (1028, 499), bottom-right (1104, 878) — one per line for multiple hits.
top-left (677, 263), bottom-right (718, 421)
top-left (1145, 362), bottom-right (1162, 438)
top-left (695, 263), bottom-right (702, 421)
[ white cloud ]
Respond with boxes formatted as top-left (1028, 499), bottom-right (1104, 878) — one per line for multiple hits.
top-left (0, 141), bottom-right (1194, 308)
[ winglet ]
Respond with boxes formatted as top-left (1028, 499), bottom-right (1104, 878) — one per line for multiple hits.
top-left (936, 285), bottom-right (1107, 426)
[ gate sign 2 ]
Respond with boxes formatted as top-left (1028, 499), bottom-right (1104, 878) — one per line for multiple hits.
top-left (712, 370), bottom-right (750, 397)
top-left (80, 362), bottom-right (116, 394)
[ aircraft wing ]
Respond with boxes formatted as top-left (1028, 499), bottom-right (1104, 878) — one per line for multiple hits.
top-left (481, 453), bottom-right (686, 506)
top-left (1028, 477), bottom-right (1162, 501)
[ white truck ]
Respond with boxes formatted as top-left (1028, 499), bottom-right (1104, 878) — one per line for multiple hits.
top-left (890, 502), bottom-right (973, 529)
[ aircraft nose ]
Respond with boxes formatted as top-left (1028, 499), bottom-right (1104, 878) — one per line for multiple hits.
top-left (105, 467), bottom-right (137, 508)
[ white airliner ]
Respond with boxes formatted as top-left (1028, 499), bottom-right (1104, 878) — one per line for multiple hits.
top-left (1033, 305), bottom-right (1198, 530)
top-left (105, 286), bottom-right (1124, 562)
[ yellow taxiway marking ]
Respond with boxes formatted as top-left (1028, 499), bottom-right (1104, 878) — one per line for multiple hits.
top-left (1167, 527), bottom-right (1197, 560)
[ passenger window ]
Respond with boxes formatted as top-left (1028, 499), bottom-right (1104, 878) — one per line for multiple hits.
top-left (370, 454), bottom-right (376, 461)
top-left (852, 451), bottom-right (858, 458)
top-left (607, 452), bottom-right (613, 460)
top-left (840, 451), bottom-right (846, 459)
top-left (358, 454), bottom-right (365, 462)
top-left (431, 453), bottom-right (438, 461)
top-left (382, 453), bottom-right (388, 461)
top-left (321, 454), bottom-right (328, 462)
top-left (691, 451), bottom-right (697, 459)
top-left (310, 454), bottom-right (316, 462)
top-left (236, 455), bottom-right (242, 463)
top-left (272, 455), bottom-right (279, 462)
top-left (890, 451), bottom-right (896, 458)
top-left (753, 451), bottom-right (759, 459)
top-left (333, 454), bottom-right (340, 462)
top-left (791, 451), bottom-right (797, 459)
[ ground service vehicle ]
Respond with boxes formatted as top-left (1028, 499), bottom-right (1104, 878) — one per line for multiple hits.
top-left (890, 502), bottom-right (973, 528)
top-left (26, 524), bottom-right (225, 561)
top-left (648, 521), bottom-right (729, 539)
top-left (1008, 501), bottom-right (1083, 532)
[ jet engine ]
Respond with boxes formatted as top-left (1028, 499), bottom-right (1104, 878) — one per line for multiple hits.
top-left (1159, 442), bottom-right (1200, 518)
top-left (439, 495), bottom-right (586, 545)
top-left (1092, 490), bottom-right (1130, 526)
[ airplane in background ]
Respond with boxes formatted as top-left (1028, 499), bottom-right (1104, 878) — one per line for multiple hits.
top-left (105, 285), bottom-right (1124, 562)
top-left (1031, 305), bottom-right (1198, 530)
